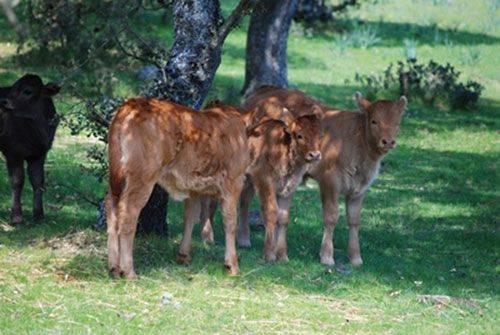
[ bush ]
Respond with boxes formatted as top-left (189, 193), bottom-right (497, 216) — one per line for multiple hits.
top-left (352, 59), bottom-right (483, 109)
top-left (66, 95), bottom-right (124, 182)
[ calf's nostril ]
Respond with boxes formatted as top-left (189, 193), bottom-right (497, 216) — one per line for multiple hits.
top-left (307, 151), bottom-right (321, 161)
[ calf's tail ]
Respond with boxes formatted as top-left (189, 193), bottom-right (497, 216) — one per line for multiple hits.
top-left (107, 112), bottom-right (125, 199)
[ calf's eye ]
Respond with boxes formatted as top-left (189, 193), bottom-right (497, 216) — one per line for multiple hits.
top-left (23, 89), bottom-right (32, 95)
top-left (371, 120), bottom-right (377, 125)
top-left (297, 133), bottom-right (304, 140)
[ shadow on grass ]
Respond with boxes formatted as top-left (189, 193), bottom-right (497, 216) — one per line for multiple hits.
top-left (0, 81), bottom-right (498, 297)
top-left (303, 19), bottom-right (500, 47)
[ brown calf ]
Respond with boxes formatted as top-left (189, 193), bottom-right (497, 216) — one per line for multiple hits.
top-left (242, 86), bottom-right (407, 266)
top-left (106, 98), bottom-right (252, 279)
top-left (199, 99), bottom-right (323, 262)
top-left (311, 92), bottom-right (407, 266)
top-left (241, 102), bottom-right (323, 261)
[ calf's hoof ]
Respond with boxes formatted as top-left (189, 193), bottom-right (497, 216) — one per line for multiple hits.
top-left (320, 255), bottom-right (335, 267)
top-left (201, 229), bottom-right (215, 245)
top-left (264, 252), bottom-right (277, 263)
top-left (122, 270), bottom-right (138, 280)
top-left (350, 256), bottom-right (363, 266)
top-left (109, 266), bottom-right (122, 279)
top-left (176, 252), bottom-right (191, 266)
top-left (225, 263), bottom-right (239, 276)
top-left (237, 237), bottom-right (251, 248)
top-left (276, 253), bottom-right (289, 262)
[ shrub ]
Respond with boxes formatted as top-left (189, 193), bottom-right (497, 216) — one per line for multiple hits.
top-left (352, 59), bottom-right (483, 109)
top-left (67, 95), bottom-right (123, 182)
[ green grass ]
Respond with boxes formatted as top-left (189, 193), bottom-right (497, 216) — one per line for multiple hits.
top-left (1, 0), bottom-right (499, 333)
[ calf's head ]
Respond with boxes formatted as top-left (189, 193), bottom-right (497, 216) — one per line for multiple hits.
top-left (0, 74), bottom-right (60, 117)
top-left (283, 106), bottom-right (323, 163)
top-left (356, 92), bottom-right (407, 154)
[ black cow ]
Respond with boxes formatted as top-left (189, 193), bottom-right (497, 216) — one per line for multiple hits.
top-left (0, 74), bottom-right (60, 225)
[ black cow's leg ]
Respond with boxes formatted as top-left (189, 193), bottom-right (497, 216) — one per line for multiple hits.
top-left (27, 155), bottom-right (46, 221)
top-left (6, 156), bottom-right (24, 225)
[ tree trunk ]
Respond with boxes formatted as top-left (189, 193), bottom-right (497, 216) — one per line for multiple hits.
top-left (149, 0), bottom-right (223, 109)
top-left (138, 0), bottom-right (253, 234)
top-left (242, 0), bottom-right (299, 97)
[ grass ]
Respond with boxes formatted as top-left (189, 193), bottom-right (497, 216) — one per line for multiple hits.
top-left (0, 0), bottom-right (499, 333)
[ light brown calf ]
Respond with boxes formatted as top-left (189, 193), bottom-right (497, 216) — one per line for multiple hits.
top-left (240, 101), bottom-right (323, 261)
top-left (311, 92), bottom-right (406, 266)
top-left (199, 99), bottom-right (323, 262)
top-left (106, 98), bottom-right (252, 279)
top-left (242, 86), bottom-right (407, 266)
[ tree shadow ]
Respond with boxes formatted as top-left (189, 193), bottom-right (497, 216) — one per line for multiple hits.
top-left (302, 19), bottom-right (500, 47)
top-left (0, 79), bottom-right (498, 298)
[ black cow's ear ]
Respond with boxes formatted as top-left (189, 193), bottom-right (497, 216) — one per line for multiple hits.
top-left (42, 83), bottom-right (61, 96)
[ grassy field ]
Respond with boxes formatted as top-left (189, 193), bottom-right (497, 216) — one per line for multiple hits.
top-left (0, 0), bottom-right (499, 334)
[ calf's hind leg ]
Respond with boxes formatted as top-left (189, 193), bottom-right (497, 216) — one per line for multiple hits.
top-left (237, 181), bottom-right (254, 248)
top-left (178, 197), bottom-right (201, 265)
top-left (106, 193), bottom-right (120, 278)
top-left (200, 197), bottom-right (216, 244)
top-left (114, 181), bottom-right (156, 279)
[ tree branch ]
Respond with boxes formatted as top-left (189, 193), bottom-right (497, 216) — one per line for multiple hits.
top-left (112, 31), bottom-right (156, 66)
top-left (217, 0), bottom-right (255, 45)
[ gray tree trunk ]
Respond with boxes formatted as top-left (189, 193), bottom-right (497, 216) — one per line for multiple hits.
top-left (149, 0), bottom-right (223, 109)
top-left (242, 0), bottom-right (299, 97)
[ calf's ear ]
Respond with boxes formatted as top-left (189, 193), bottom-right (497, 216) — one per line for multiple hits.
top-left (398, 96), bottom-right (407, 114)
top-left (281, 108), bottom-right (294, 134)
top-left (311, 105), bottom-right (323, 119)
top-left (355, 92), bottom-right (371, 113)
top-left (280, 108), bottom-right (293, 126)
top-left (42, 83), bottom-right (61, 96)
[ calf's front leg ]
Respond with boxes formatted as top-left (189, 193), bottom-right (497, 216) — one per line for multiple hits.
top-left (319, 182), bottom-right (340, 266)
top-left (257, 183), bottom-right (279, 262)
top-left (346, 194), bottom-right (365, 266)
top-left (220, 193), bottom-right (239, 275)
top-left (6, 156), bottom-right (24, 225)
top-left (27, 155), bottom-right (46, 221)
top-left (275, 195), bottom-right (292, 262)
